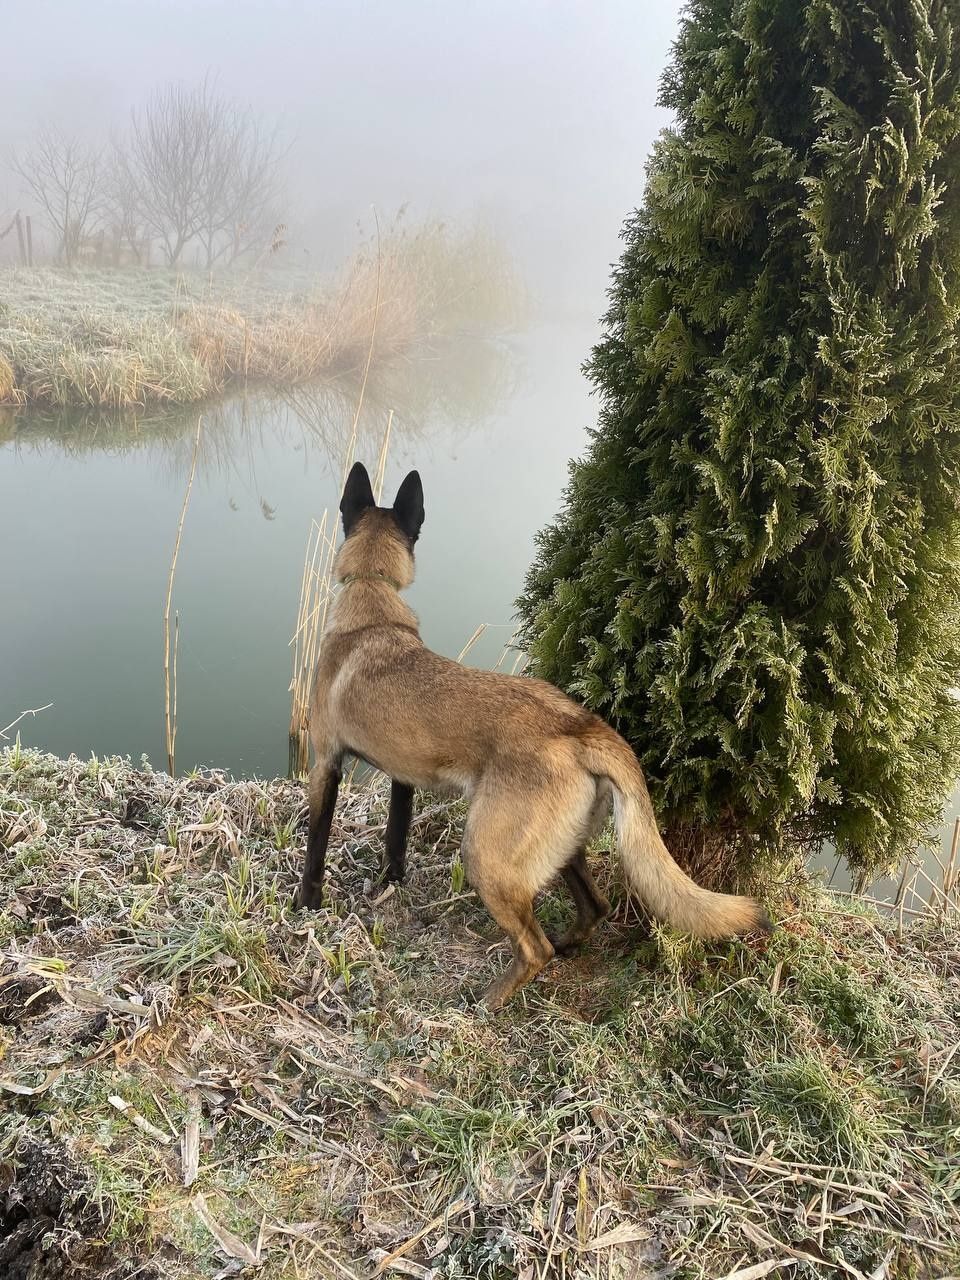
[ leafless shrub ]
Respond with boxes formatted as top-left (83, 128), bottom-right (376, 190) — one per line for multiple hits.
top-left (11, 128), bottom-right (103, 266)
top-left (116, 80), bottom-right (284, 268)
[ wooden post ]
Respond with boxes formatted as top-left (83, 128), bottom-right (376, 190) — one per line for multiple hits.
top-left (25, 215), bottom-right (33, 267)
top-left (14, 212), bottom-right (26, 266)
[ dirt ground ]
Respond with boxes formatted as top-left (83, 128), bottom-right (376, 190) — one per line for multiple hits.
top-left (0, 1132), bottom-right (158, 1280)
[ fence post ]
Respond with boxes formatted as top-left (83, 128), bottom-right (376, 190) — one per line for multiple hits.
top-left (14, 212), bottom-right (26, 266)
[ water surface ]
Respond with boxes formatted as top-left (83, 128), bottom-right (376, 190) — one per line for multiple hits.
top-left (2, 325), bottom-right (592, 776)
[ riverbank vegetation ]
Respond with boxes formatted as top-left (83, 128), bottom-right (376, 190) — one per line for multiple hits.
top-left (0, 217), bottom-right (522, 410)
top-left (1, 745), bottom-right (957, 1278)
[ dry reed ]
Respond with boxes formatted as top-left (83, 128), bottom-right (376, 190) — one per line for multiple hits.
top-left (287, 220), bottom-right (386, 778)
top-left (0, 354), bottom-right (18, 402)
top-left (163, 416), bottom-right (202, 776)
top-left (0, 703), bottom-right (53, 741)
top-left (829, 834), bottom-right (960, 927)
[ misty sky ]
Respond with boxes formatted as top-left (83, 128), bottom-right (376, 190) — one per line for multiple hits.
top-left (3, 1), bottom-right (682, 313)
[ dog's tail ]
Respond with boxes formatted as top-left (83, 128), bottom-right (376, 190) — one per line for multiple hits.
top-left (577, 725), bottom-right (771, 939)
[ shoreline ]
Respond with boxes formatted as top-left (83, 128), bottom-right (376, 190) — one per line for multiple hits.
top-left (0, 266), bottom-right (401, 412)
top-left (0, 226), bottom-right (523, 412)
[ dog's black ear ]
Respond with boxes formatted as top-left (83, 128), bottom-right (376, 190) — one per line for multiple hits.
top-left (393, 470), bottom-right (425, 543)
top-left (340, 462), bottom-right (376, 536)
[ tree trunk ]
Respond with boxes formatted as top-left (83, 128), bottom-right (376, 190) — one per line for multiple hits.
top-left (661, 819), bottom-right (751, 892)
top-left (167, 230), bottom-right (187, 267)
top-left (63, 192), bottom-right (72, 267)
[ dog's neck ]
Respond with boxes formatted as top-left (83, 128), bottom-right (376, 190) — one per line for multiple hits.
top-left (328, 576), bottom-right (420, 635)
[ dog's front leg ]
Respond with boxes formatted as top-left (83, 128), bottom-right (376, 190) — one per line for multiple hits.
top-left (297, 764), bottom-right (341, 909)
top-left (384, 780), bottom-right (414, 883)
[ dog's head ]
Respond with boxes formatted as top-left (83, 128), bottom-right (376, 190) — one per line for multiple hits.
top-left (335, 461), bottom-right (425, 588)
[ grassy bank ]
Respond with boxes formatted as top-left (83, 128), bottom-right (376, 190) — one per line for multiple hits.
top-left (0, 745), bottom-right (957, 1279)
top-left (0, 220), bottom-right (521, 410)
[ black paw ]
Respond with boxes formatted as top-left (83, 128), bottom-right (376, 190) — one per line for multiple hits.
top-left (295, 885), bottom-right (323, 911)
top-left (546, 931), bottom-right (583, 958)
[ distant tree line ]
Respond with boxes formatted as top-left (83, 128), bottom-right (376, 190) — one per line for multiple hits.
top-left (4, 80), bottom-right (286, 269)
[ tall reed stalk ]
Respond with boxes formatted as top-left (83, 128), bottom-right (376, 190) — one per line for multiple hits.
top-left (287, 215), bottom-right (387, 778)
top-left (164, 415), bottom-right (202, 776)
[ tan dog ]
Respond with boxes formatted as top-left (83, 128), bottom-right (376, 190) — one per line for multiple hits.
top-left (298, 462), bottom-right (771, 1008)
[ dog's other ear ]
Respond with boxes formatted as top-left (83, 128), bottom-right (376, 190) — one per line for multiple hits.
top-left (340, 462), bottom-right (376, 536)
top-left (393, 470), bottom-right (425, 543)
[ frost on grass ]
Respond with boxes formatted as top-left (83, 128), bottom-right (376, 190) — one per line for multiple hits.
top-left (0, 744), bottom-right (958, 1278)
top-left (0, 224), bottom-right (523, 411)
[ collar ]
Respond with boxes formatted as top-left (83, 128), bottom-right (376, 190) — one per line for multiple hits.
top-left (339, 571), bottom-right (404, 591)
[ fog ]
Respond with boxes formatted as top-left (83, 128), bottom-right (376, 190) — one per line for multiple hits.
top-left (1, 1), bottom-right (686, 777)
top-left (2, 0), bottom-right (680, 313)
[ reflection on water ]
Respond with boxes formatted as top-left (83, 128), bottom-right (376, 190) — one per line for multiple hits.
top-left (0, 333), bottom-right (523, 471)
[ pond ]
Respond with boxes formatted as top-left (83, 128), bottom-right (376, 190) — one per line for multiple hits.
top-left (1, 322), bottom-right (592, 777)
top-left (2, 321), bottom-right (956, 909)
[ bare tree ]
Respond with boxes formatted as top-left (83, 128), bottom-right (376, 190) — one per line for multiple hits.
top-left (103, 147), bottom-right (149, 264)
top-left (198, 117), bottom-right (284, 268)
top-left (119, 81), bottom-right (221, 266)
top-left (12, 129), bottom-right (102, 266)
top-left (120, 80), bottom-right (284, 269)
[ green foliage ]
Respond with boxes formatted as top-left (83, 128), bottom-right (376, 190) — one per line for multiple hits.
top-left (450, 852), bottom-right (467, 893)
top-left (520, 0), bottom-right (960, 878)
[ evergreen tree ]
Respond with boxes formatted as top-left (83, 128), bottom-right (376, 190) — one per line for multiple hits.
top-left (519, 0), bottom-right (960, 885)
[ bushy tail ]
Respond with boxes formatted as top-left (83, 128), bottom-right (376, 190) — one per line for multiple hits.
top-left (578, 727), bottom-right (771, 939)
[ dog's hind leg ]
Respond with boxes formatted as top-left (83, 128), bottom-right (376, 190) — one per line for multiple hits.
top-left (463, 767), bottom-right (595, 1008)
top-left (548, 851), bottom-right (611, 956)
top-left (297, 763), bottom-right (341, 910)
top-left (547, 783), bottom-right (612, 956)
top-left (474, 885), bottom-right (553, 1011)
top-left (383, 781), bottom-right (414, 883)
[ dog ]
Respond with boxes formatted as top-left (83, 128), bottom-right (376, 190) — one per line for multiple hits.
top-left (297, 462), bottom-right (771, 1008)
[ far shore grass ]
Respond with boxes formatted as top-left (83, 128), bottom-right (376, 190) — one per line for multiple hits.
top-left (0, 220), bottom-right (522, 411)
top-left (1, 744), bottom-right (957, 1278)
